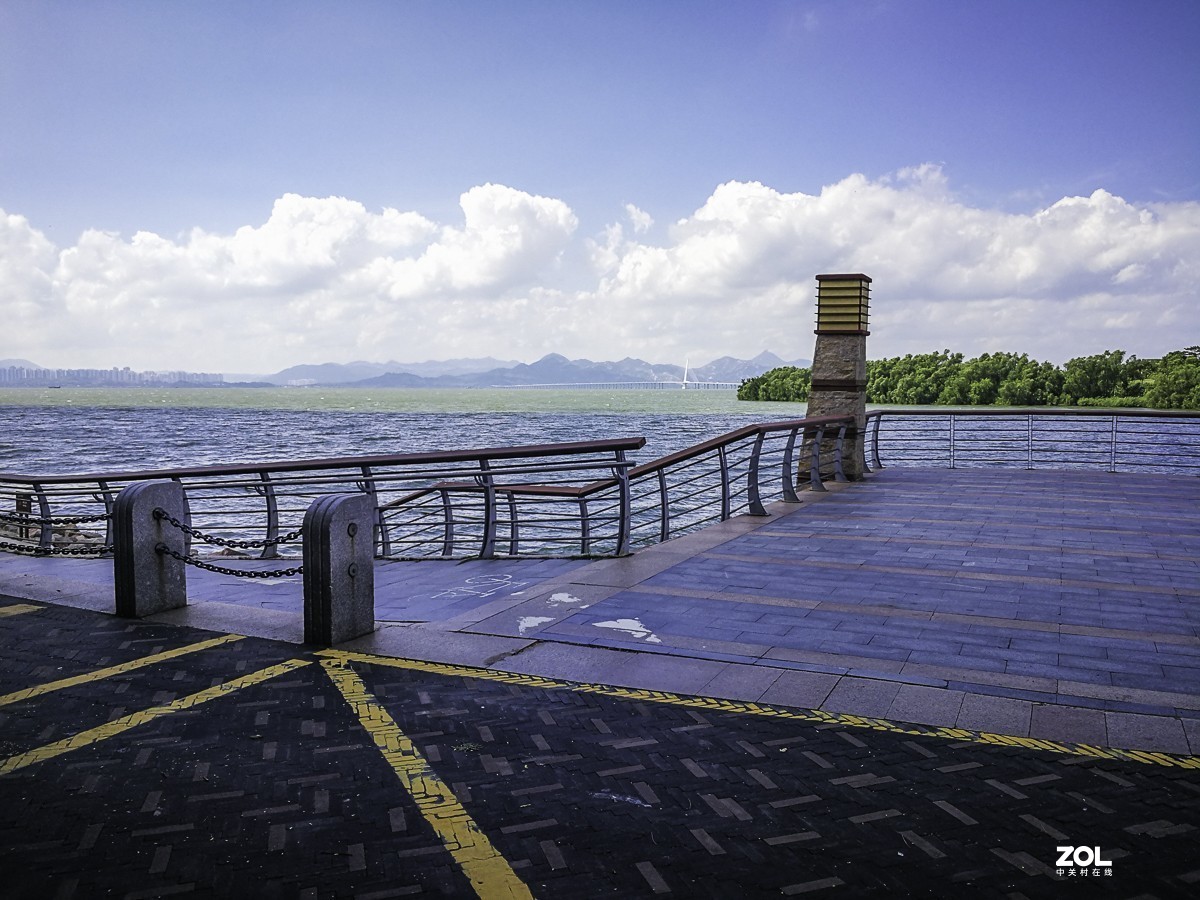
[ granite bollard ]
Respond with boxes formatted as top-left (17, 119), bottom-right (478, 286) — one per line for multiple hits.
top-left (113, 480), bottom-right (189, 617)
top-left (303, 493), bottom-right (376, 646)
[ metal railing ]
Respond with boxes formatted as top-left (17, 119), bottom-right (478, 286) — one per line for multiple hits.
top-left (867, 408), bottom-right (1200, 475)
top-left (0, 415), bottom-right (852, 561)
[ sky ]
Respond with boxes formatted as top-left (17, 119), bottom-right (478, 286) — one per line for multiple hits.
top-left (2, 0), bottom-right (1198, 375)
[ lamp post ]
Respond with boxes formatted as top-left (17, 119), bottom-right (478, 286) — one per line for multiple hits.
top-left (806, 273), bottom-right (871, 480)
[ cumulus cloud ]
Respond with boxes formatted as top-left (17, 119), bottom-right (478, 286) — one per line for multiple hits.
top-left (572, 169), bottom-right (1200, 363)
top-left (3, 169), bottom-right (1198, 372)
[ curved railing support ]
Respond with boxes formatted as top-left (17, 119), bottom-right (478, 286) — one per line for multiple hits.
top-left (808, 424), bottom-right (827, 492)
top-left (747, 431), bottom-right (768, 516)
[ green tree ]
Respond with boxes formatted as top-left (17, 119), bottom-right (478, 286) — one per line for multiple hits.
top-left (1143, 348), bottom-right (1200, 410)
top-left (1062, 350), bottom-right (1135, 404)
top-left (867, 351), bottom-right (963, 404)
top-left (936, 352), bottom-right (1060, 406)
top-left (738, 367), bottom-right (811, 402)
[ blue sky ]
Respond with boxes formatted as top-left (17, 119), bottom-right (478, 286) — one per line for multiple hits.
top-left (2, 0), bottom-right (1198, 373)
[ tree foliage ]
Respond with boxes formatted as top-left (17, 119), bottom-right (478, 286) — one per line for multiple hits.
top-left (738, 348), bottom-right (1200, 410)
top-left (738, 366), bottom-right (811, 401)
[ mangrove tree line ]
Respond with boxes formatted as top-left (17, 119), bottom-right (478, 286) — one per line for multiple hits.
top-left (737, 348), bottom-right (1200, 409)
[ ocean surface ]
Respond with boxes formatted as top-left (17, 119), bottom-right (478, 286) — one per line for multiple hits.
top-left (0, 387), bottom-right (808, 476)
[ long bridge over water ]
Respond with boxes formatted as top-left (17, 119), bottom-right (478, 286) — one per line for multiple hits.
top-left (494, 380), bottom-right (740, 389)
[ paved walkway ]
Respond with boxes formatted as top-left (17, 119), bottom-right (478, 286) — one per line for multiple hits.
top-left (3, 467), bottom-right (1197, 757)
top-left (3, 467), bottom-right (1200, 897)
top-left (2, 601), bottom-right (1199, 898)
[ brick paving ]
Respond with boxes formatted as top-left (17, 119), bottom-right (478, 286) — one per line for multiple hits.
top-left (1, 467), bottom-right (1198, 756)
top-left (2, 601), bottom-right (1200, 898)
top-left (3, 465), bottom-right (1200, 896)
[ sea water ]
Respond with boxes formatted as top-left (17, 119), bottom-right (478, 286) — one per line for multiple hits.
top-left (0, 387), bottom-right (807, 476)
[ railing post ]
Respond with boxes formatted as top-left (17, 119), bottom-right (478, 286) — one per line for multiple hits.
top-left (359, 465), bottom-right (390, 558)
top-left (303, 493), bottom-right (375, 646)
top-left (32, 483), bottom-right (52, 550)
top-left (506, 492), bottom-right (519, 555)
top-left (1110, 416), bottom-right (1118, 473)
top-left (833, 424), bottom-right (848, 482)
top-left (113, 480), bottom-right (189, 618)
top-left (96, 480), bottom-right (116, 555)
top-left (808, 425), bottom-right (828, 492)
top-left (1027, 415), bottom-right (1034, 469)
top-left (256, 471), bottom-right (280, 559)
top-left (949, 415), bottom-right (957, 469)
top-left (656, 468), bottom-right (671, 542)
top-left (579, 496), bottom-right (592, 555)
top-left (868, 412), bottom-right (885, 470)
top-left (438, 487), bottom-right (455, 558)
top-left (781, 426), bottom-right (801, 501)
top-left (15, 492), bottom-right (32, 541)
top-left (478, 460), bottom-right (496, 559)
top-left (614, 450), bottom-right (632, 555)
top-left (717, 445), bottom-right (732, 520)
top-left (747, 431), bottom-right (768, 515)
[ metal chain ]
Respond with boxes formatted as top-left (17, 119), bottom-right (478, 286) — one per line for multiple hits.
top-left (155, 543), bottom-right (303, 579)
top-left (0, 510), bottom-right (111, 525)
top-left (152, 509), bottom-right (303, 549)
top-left (0, 539), bottom-right (114, 557)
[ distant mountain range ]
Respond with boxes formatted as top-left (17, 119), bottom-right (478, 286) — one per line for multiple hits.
top-left (261, 357), bottom-right (519, 384)
top-left (6, 353), bottom-right (810, 388)
top-left (262, 351), bottom-right (809, 388)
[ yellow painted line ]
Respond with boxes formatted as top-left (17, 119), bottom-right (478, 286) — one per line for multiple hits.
top-left (318, 650), bottom-right (1200, 770)
top-left (0, 603), bottom-right (40, 618)
top-left (0, 634), bottom-right (246, 708)
top-left (1, 658), bottom-right (310, 775)
top-left (321, 658), bottom-right (532, 900)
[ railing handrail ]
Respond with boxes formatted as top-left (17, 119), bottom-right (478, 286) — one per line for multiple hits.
top-left (867, 406), bottom-right (1200, 419)
top-left (627, 415), bottom-right (853, 479)
top-left (0, 436), bottom-right (649, 485)
top-left (1, 414), bottom-right (855, 561)
top-left (868, 407), bottom-right (1200, 475)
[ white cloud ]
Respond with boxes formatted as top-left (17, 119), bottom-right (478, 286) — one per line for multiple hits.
top-left (624, 203), bottom-right (654, 234)
top-left (3, 169), bottom-right (1198, 372)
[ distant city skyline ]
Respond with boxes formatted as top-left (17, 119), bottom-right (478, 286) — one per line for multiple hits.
top-left (2, 2), bottom-right (1198, 372)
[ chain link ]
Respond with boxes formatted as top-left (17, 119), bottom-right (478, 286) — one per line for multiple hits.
top-left (0, 539), bottom-right (114, 557)
top-left (153, 508), bottom-right (303, 549)
top-left (155, 543), bottom-right (303, 579)
top-left (0, 510), bottom-right (111, 525)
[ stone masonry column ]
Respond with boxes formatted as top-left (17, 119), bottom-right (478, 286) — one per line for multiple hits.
top-left (805, 273), bottom-right (871, 481)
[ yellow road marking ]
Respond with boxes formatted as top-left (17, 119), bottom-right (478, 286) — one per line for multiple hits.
top-left (318, 650), bottom-right (1200, 770)
top-left (1, 658), bottom-right (310, 775)
top-left (321, 657), bottom-right (532, 900)
top-left (0, 634), bottom-right (245, 707)
top-left (0, 603), bottom-right (40, 618)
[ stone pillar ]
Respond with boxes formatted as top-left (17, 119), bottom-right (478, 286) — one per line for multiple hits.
top-left (113, 480), bottom-right (189, 617)
top-left (805, 273), bottom-right (871, 481)
top-left (303, 493), bottom-right (376, 646)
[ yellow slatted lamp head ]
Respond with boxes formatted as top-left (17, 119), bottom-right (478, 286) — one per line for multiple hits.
top-left (815, 273), bottom-right (871, 335)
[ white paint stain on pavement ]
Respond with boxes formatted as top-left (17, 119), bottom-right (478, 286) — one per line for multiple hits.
top-left (593, 618), bottom-right (662, 644)
top-left (548, 592), bottom-right (586, 606)
top-left (517, 616), bottom-right (554, 635)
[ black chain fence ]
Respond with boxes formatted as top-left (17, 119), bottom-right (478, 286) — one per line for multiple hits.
top-left (154, 544), bottom-right (303, 579)
top-left (152, 508), bottom-right (305, 579)
top-left (0, 539), bottom-right (114, 557)
top-left (0, 510), bottom-right (113, 558)
top-left (0, 510), bottom-right (111, 525)
top-left (152, 508), bottom-right (303, 550)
